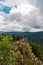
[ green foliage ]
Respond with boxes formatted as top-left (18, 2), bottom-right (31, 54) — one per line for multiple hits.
top-left (0, 34), bottom-right (43, 65)
top-left (29, 42), bottom-right (43, 62)
top-left (12, 34), bottom-right (22, 41)
top-left (0, 34), bottom-right (22, 65)
top-left (0, 36), bottom-right (14, 65)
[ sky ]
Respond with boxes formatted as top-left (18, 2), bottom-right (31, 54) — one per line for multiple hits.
top-left (0, 0), bottom-right (43, 32)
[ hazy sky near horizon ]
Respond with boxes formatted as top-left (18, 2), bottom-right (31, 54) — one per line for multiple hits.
top-left (0, 0), bottom-right (43, 32)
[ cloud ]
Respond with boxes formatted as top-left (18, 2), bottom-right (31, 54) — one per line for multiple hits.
top-left (0, 0), bottom-right (28, 7)
top-left (0, 0), bottom-right (43, 32)
top-left (2, 7), bottom-right (43, 32)
top-left (28, 0), bottom-right (43, 14)
top-left (10, 3), bottom-right (34, 16)
top-left (0, 0), bottom-right (5, 2)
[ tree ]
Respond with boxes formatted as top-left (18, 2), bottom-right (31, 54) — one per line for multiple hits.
top-left (12, 34), bottom-right (22, 41)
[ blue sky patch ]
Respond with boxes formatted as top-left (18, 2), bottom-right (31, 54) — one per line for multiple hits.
top-left (0, 5), bottom-right (11, 14)
top-left (3, 6), bottom-right (11, 14)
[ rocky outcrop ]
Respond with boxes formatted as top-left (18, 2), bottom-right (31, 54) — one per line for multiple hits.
top-left (13, 38), bottom-right (43, 65)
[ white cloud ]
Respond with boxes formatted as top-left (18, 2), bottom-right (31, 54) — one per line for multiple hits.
top-left (0, 0), bottom-right (28, 7)
top-left (10, 3), bottom-right (35, 16)
top-left (0, 0), bottom-right (43, 32)
top-left (29, 28), bottom-right (43, 32)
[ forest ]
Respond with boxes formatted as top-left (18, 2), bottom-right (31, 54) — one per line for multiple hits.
top-left (0, 34), bottom-right (43, 65)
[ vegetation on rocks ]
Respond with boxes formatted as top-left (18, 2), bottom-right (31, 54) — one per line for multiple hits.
top-left (0, 34), bottom-right (43, 65)
top-left (29, 42), bottom-right (43, 62)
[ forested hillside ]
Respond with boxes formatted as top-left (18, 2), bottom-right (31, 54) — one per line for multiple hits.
top-left (0, 34), bottom-right (43, 65)
top-left (0, 32), bottom-right (43, 45)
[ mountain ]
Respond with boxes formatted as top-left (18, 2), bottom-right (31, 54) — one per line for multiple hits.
top-left (0, 31), bottom-right (43, 45)
top-left (0, 37), bottom-right (43, 65)
top-left (12, 38), bottom-right (43, 65)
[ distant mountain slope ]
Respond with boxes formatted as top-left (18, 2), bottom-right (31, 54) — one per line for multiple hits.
top-left (27, 32), bottom-right (43, 45)
top-left (0, 31), bottom-right (43, 45)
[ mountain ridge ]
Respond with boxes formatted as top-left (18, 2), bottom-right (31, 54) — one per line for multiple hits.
top-left (0, 31), bottom-right (43, 45)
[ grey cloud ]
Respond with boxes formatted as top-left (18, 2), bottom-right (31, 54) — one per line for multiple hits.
top-left (4, 13), bottom-right (22, 22)
top-left (0, 0), bottom-right (5, 2)
top-left (3, 7), bottom-right (43, 32)
top-left (28, 0), bottom-right (43, 8)
top-left (28, 0), bottom-right (43, 15)
top-left (0, 0), bottom-right (43, 32)
top-left (22, 28), bottom-right (30, 32)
